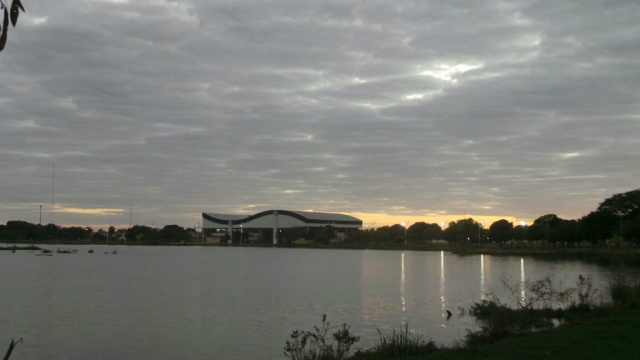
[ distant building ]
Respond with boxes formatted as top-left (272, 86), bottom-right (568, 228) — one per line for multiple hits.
top-left (202, 210), bottom-right (362, 245)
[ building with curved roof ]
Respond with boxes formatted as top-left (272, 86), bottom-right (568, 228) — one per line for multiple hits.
top-left (202, 210), bottom-right (362, 244)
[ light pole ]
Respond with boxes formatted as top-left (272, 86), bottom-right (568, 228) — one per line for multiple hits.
top-left (240, 224), bottom-right (243, 244)
top-left (39, 205), bottom-right (42, 225)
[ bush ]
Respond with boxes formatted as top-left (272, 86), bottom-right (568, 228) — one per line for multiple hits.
top-left (284, 314), bottom-right (359, 360)
top-left (466, 275), bottom-right (603, 345)
top-left (368, 324), bottom-right (438, 359)
top-left (609, 274), bottom-right (640, 309)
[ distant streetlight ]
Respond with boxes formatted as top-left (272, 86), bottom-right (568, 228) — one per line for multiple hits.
top-left (240, 224), bottom-right (243, 244)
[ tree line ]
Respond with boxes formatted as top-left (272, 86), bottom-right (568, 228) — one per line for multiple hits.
top-left (2, 188), bottom-right (638, 246)
top-left (0, 221), bottom-right (195, 244)
top-left (311, 188), bottom-right (640, 247)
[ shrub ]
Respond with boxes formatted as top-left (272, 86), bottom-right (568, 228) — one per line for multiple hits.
top-left (369, 324), bottom-right (438, 359)
top-left (284, 314), bottom-right (359, 360)
top-left (609, 274), bottom-right (640, 309)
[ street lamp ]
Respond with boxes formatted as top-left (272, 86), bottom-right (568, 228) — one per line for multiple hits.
top-left (240, 224), bottom-right (243, 244)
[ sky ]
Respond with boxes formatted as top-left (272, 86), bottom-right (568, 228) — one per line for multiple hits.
top-left (1, 0), bottom-right (639, 230)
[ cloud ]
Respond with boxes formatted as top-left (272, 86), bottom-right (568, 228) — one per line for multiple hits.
top-left (1, 0), bottom-right (639, 228)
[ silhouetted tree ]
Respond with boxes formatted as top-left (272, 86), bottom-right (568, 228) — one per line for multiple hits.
top-left (0, 0), bottom-right (25, 52)
top-left (597, 189), bottom-right (640, 218)
top-left (407, 222), bottom-right (442, 243)
top-left (489, 219), bottom-right (513, 246)
top-left (126, 225), bottom-right (159, 243)
top-left (512, 225), bottom-right (528, 243)
top-left (529, 214), bottom-right (560, 246)
top-left (556, 219), bottom-right (580, 247)
top-left (581, 211), bottom-right (617, 245)
top-left (159, 224), bottom-right (190, 243)
top-left (622, 215), bottom-right (640, 245)
top-left (443, 218), bottom-right (481, 243)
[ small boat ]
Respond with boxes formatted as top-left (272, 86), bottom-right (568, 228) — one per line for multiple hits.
top-left (88, 249), bottom-right (94, 253)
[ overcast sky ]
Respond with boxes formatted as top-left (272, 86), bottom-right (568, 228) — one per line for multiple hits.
top-left (1, 0), bottom-right (639, 229)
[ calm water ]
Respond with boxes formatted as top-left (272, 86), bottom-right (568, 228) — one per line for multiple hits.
top-left (0, 246), bottom-right (620, 359)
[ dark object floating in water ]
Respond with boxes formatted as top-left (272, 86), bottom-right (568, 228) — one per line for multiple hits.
top-left (56, 249), bottom-right (78, 254)
top-left (446, 310), bottom-right (452, 319)
top-left (88, 249), bottom-right (94, 253)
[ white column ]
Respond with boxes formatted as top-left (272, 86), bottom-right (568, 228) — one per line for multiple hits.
top-left (273, 210), bottom-right (278, 245)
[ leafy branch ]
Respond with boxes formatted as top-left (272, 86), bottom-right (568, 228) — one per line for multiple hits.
top-left (0, 0), bottom-right (25, 52)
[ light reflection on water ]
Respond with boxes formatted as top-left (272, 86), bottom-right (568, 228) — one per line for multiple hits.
top-left (400, 252), bottom-right (406, 314)
top-left (480, 254), bottom-right (486, 299)
top-left (440, 251), bottom-right (446, 321)
top-left (521, 258), bottom-right (526, 306)
top-left (0, 246), bottom-right (620, 359)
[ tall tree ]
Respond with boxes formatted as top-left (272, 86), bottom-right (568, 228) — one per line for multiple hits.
top-left (443, 218), bottom-right (481, 243)
top-left (597, 189), bottom-right (640, 218)
top-left (529, 214), bottom-right (560, 246)
top-left (407, 222), bottom-right (442, 243)
top-left (489, 219), bottom-right (513, 246)
top-left (581, 211), bottom-right (617, 245)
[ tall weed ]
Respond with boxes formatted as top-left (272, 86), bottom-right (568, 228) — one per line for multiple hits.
top-left (284, 314), bottom-right (360, 360)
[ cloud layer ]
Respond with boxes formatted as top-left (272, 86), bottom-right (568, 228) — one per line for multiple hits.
top-left (2, 0), bottom-right (639, 228)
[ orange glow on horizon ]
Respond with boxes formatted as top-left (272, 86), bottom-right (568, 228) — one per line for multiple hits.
top-left (343, 212), bottom-right (528, 229)
top-left (53, 207), bottom-right (125, 215)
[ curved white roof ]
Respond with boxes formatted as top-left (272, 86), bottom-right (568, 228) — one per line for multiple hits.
top-left (202, 210), bottom-right (362, 228)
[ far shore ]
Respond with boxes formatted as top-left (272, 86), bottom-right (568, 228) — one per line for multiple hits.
top-left (5, 240), bottom-right (640, 268)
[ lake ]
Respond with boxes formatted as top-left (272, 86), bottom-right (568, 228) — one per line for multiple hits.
top-left (0, 245), bottom-right (621, 359)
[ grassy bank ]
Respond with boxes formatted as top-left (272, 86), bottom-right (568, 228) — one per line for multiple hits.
top-left (421, 309), bottom-right (640, 360)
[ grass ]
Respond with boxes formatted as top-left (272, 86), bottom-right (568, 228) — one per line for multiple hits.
top-left (413, 310), bottom-right (640, 360)
top-left (350, 325), bottom-right (439, 360)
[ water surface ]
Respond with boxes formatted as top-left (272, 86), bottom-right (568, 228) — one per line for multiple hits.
top-left (0, 246), bottom-right (618, 359)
